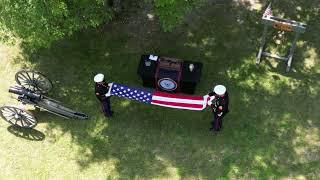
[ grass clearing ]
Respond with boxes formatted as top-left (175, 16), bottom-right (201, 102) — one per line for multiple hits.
top-left (0, 1), bottom-right (319, 179)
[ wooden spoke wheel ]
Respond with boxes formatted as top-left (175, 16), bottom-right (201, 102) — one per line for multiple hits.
top-left (15, 70), bottom-right (52, 94)
top-left (0, 106), bottom-right (37, 128)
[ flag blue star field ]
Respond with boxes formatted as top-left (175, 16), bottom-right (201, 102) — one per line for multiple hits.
top-left (109, 83), bottom-right (209, 111)
top-left (110, 83), bottom-right (153, 104)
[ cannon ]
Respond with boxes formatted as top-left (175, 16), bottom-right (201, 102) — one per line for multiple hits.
top-left (0, 70), bottom-right (88, 128)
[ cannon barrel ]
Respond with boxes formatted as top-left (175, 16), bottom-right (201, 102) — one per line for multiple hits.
top-left (9, 86), bottom-right (42, 101)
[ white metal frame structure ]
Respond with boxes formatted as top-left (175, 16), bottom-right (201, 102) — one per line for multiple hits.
top-left (256, 4), bottom-right (306, 72)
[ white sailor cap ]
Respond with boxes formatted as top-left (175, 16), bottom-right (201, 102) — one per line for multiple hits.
top-left (213, 85), bottom-right (226, 95)
top-left (94, 73), bottom-right (104, 83)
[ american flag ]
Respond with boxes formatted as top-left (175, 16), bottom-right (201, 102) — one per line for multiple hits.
top-left (263, 3), bottom-right (273, 17)
top-left (109, 83), bottom-right (208, 111)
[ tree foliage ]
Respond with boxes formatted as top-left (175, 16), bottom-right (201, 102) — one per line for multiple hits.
top-left (0, 0), bottom-right (202, 50)
top-left (0, 0), bottom-right (113, 50)
top-left (153, 0), bottom-right (202, 32)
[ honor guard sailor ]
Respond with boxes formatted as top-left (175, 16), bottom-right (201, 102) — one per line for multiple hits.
top-left (94, 73), bottom-right (113, 117)
top-left (207, 85), bottom-right (229, 133)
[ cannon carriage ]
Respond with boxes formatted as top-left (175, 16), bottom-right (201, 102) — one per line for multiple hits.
top-left (0, 70), bottom-right (88, 128)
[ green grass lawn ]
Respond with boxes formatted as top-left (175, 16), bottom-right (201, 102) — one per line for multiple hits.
top-left (0, 1), bottom-right (319, 179)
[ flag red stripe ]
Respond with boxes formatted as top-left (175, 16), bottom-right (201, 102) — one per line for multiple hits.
top-left (151, 100), bottom-right (203, 109)
top-left (153, 91), bottom-right (203, 101)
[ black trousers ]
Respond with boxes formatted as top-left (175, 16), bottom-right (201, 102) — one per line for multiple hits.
top-left (211, 113), bottom-right (225, 131)
top-left (100, 97), bottom-right (112, 117)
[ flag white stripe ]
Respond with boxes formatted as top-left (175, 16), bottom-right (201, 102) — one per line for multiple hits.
top-left (152, 95), bottom-right (204, 105)
top-left (151, 102), bottom-right (205, 111)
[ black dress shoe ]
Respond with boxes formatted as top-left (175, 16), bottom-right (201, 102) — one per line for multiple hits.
top-left (212, 131), bottom-right (219, 135)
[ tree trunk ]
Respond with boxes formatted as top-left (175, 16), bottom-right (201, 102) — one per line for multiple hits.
top-left (107, 0), bottom-right (122, 13)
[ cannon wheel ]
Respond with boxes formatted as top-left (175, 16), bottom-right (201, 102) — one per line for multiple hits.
top-left (0, 106), bottom-right (37, 128)
top-left (15, 70), bottom-right (53, 94)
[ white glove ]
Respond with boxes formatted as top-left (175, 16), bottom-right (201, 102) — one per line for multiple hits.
top-left (207, 96), bottom-right (215, 106)
top-left (105, 83), bottom-right (113, 97)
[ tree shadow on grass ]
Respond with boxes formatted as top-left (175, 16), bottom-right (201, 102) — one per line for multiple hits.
top-left (12, 0), bottom-right (320, 178)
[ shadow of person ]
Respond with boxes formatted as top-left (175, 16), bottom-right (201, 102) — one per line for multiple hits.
top-left (7, 125), bottom-right (45, 141)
